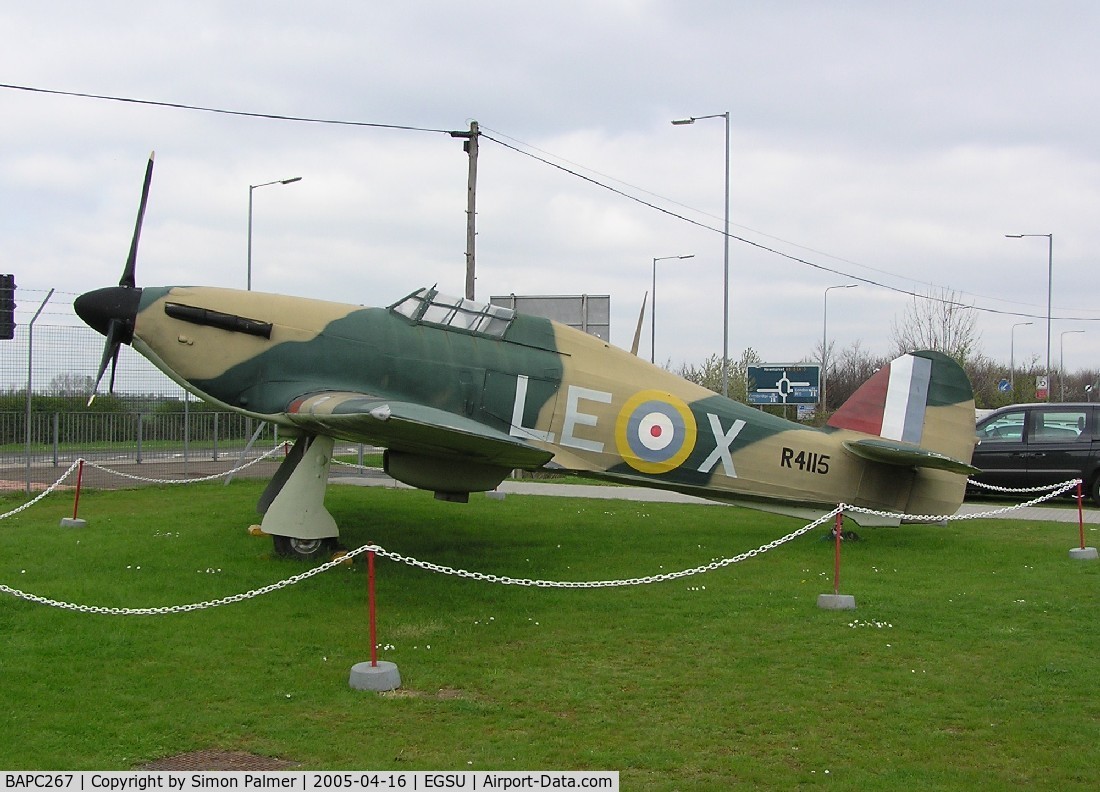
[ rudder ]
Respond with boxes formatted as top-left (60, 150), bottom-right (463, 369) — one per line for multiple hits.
top-left (828, 350), bottom-right (975, 465)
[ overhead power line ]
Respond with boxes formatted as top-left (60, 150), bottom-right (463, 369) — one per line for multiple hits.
top-left (5, 81), bottom-right (1095, 323)
top-left (0, 82), bottom-right (451, 134)
top-left (479, 132), bottom-right (1100, 324)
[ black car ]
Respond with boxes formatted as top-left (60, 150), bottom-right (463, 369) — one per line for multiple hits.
top-left (971, 403), bottom-right (1100, 505)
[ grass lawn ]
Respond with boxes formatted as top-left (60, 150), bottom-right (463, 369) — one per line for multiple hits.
top-left (1, 482), bottom-right (1098, 789)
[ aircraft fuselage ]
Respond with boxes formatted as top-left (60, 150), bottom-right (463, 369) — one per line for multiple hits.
top-left (86, 284), bottom-right (974, 520)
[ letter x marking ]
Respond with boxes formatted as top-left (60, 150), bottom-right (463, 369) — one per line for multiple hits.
top-left (697, 414), bottom-right (745, 477)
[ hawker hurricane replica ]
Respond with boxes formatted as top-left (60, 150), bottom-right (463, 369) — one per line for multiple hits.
top-left (75, 154), bottom-right (978, 558)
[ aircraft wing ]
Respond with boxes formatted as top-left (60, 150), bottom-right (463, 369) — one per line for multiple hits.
top-left (843, 438), bottom-right (979, 475)
top-left (284, 391), bottom-right (554, 469)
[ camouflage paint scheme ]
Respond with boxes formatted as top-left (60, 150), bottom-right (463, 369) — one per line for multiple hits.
top-left (77, 281), bottom-right (977, 554)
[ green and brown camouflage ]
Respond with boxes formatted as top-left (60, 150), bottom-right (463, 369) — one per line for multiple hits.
top-left (74, 153), bottom-right (978, 558)
top-left (77, 279), bottom-right (977, 557)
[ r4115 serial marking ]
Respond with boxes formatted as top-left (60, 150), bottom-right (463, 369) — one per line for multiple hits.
top-left (780, 447), bottom-right (830, 474)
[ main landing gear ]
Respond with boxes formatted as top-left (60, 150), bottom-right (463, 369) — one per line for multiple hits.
top-left (271, 535), bottom-right (343, 561)
top-left (258, 433), bottom-right (342, 561)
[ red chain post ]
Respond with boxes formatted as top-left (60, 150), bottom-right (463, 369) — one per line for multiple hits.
top-left (368, 548), bottom-right (378, 667)
top-left (1077, 481), bottom-right (1086, 550)
top-left (71, 459), bottom-right (85, 520)
top-left (833, 510), bottom-right (844, 596)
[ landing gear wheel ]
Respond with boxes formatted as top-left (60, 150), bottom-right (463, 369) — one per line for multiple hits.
top-left (272, 535), bottom-right (340, 560)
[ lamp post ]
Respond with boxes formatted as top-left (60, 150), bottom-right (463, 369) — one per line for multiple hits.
top-left (1010, 321), bottom-right (1033, 395)
top-left (1060, 330), bottom-right (1084, 402)
top-left (248, 176), bottom-right (302, 291)
top-left (672, 111), bottom-right (730, 396)
top-left (1005, 233), bottom-right (1052, 400)
top-left (822, 284), bottom-right (857, 411)
top-left (651, 254), bottom-right (695, 364)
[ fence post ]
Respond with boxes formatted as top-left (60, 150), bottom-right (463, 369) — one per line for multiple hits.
top-left (136, 412), bottom-right (143, 463)
top-left (52, 412), bottom-right (59, 467)
top-left (23, 289), bottom-right (54, 495)
top-left (183, 398), bottom-right (190, 474)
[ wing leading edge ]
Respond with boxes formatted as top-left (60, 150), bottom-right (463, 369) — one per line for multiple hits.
top-left (285, 391), bottom-right (554, 469)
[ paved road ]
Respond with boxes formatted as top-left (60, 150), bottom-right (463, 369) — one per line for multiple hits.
top-left (5, 456), bottom-right (1094, 526)
top-left (330, 468), bottom-right (1100, 525)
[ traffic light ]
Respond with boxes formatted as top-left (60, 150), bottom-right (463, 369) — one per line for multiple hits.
top-left (0, 274), bottom-right (15, 340)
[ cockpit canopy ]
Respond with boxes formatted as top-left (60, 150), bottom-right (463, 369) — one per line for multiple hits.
top-left (389, 286), bottom-right (515, 339)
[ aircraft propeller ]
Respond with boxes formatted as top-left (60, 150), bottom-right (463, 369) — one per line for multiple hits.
top-left (75, 151), bottom-right (154, 405)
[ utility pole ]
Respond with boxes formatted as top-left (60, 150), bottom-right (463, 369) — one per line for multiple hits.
top-left (450, 120), bottom-right (479, 300)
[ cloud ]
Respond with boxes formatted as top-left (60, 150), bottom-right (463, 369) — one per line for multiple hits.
top-left (2, 1), bottom-right (1100, 373)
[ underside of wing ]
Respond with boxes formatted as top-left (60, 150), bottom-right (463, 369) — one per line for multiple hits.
top-left (843, 437), bottom-right (979, 475)
top-left (284, 391), bottom-right (553, 470)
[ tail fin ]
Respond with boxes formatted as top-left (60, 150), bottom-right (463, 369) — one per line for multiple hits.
top-left (630, 292), bottom-right (648, 356)
top-left (828, 350), bottom-right (976, 469)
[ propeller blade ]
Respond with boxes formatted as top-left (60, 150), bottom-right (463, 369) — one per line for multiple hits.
top-left (106, 344), bottom-right (121, 395)
top-left (88, 318), bottom-right (124, 406)
top-left (120, 151), bottom-right (155, 289)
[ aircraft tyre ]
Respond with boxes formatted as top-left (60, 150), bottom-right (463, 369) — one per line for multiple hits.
top-left (272, 535), bottom-right (340, 560)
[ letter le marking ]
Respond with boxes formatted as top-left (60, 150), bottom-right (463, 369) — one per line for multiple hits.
top-left (510, 374), bottom-right (555, 442)
top-left (561, 385), bottom-right (611, 453)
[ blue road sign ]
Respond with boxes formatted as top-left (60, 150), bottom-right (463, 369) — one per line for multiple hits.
top-left (747, 364), bottom-right (821, 405)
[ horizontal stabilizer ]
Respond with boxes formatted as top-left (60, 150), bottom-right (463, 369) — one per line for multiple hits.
top-left (843, 438), bottom-right (979, 475)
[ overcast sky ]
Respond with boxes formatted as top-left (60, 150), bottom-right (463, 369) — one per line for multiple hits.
top-left (3, 1), bottom-right (1099, 383)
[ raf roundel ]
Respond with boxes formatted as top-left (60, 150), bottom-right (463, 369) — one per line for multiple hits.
top-left (615, 390), bottom-right (698, 474)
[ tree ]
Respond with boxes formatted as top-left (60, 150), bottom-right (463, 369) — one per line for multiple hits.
top-left (49, 372), bottom-right (95, 397)
top-left (890, 288), bottom-right (980, 365)
top-left (962, 353), bottom-right (1012, 410)
top-left (677, 347), bottom-right (761, 402)
top-left (824, 340), bottom-right (889, 411)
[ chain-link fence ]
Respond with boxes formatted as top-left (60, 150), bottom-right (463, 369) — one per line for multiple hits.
top-left (0, 293), bottom-right (287, 491)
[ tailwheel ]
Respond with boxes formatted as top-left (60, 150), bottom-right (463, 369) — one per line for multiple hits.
top-left (272, 535), bottom-right (341, 560)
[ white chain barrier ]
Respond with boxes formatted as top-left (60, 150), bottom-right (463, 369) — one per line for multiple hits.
top-left (1, 447), bottom-right (285, 521)
top-left (968, 478), bottom-right (1081, 494)
top-left (844, 477), bottom-right (1083, 523)
top-left (0, 459), bottom-right (84, 520)
top-left (0, 466), bottom-right (1085, 615)
top-left (80, 444), bottom-right (285, 485)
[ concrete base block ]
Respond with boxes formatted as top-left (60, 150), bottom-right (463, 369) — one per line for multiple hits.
top-left (485, 491), bottom-right (506, 501)
top-left (59, 518), bottom-right (87, 528)
top-left (349, 661), bottom-right (401, 692)
top-left (817, 593), bottom-right (857, 610)
top-left (1069, 546), bottom-right (1098, 560)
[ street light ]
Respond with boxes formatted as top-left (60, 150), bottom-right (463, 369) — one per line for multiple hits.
top-left (672, 111), bottom-right (730, 396)
top-left (651, 254), bottom-right (695, 364)
top-left (1060, 329), bottom-right (1085, 401)
top-left (1005, 233), bottom-right (1052, 400)
top-left (822, 284), bottom-right (857, 411)
top-left (248, 176), bottom-right (303, 291)
top-left (1010, 321), bottom-right (1033, 395)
